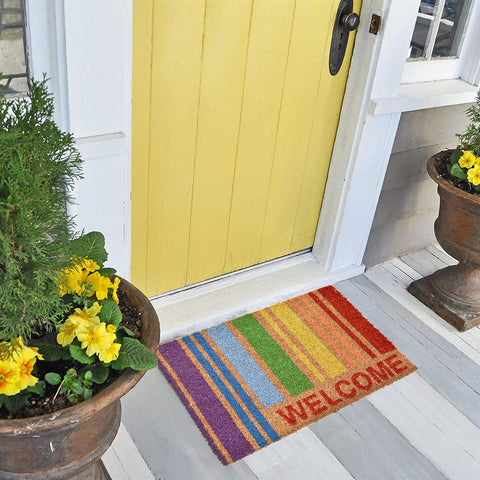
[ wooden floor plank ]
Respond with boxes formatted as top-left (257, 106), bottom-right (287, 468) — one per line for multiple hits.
top-left (102, 423), bottom-right (155, 480)
top-left (425, 245), bottom-right (456, 266)
top-left (311, 398), bottom-right (449, 480)
top-left (121, 369), bottom-right (258, 480)
top-left (244, 429), bottom-right (353, 480)
top-left (365, 263), bottom-right (480, 365)
top-left (399, 250), bottom-right (439, 277)
top-left (368, 373), bottom-right (480, 479)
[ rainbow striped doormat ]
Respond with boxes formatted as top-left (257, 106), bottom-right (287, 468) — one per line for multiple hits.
top-left (157, 286), bottom-right (416, 464)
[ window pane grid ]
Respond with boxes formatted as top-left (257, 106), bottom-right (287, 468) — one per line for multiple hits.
top-left (408, 0), bottom-right (470, 61)
top-left (0, 0), bottom-right (28, 94)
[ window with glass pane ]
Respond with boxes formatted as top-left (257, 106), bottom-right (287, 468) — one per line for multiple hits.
top-left (408, 0), bottom-right (471, 60)
top-left (0, 0), bottom-right (28, 94)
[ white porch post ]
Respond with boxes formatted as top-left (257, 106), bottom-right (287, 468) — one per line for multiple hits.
top-left (313, 0), bottom-right (419, 271)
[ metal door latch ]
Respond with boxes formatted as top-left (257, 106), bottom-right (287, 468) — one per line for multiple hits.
top-left (329, 0), bottom-right (360, 76)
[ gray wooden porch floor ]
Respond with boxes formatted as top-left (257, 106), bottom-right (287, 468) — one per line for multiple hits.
top-left (119, 246), bottom-right (480, 480)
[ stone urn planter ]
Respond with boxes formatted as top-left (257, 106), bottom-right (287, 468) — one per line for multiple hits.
top-left (408, 152), bottom-right (480, 331)
top-left (0, 277), bottom-right (160, 479)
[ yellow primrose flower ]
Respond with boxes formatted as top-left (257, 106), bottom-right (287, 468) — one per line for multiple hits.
top-left (112, 276), bottom-right (120, 304)
top-left (86, 272), bottom-right (114, 301)
top-left (0, 360), bottom-right (21, 396)
top-left (459, 150), bottom-right (477, 169)
top-left (58, 264), bottom-right (89, 296)
top-left (57, 303), bottom-right (102, 346)
top-left (77, 322), bottom-right (117, 357)
top-left (78, 258), bottom-right (100, 273)
top-left (12, 346), bottom-right (42, 391)
top-left (468, 165), bottom-right (480, 186)
top-left (57, 317), bottom-right (86, 346)
top-left (98, 342), bottom-right (121, 363)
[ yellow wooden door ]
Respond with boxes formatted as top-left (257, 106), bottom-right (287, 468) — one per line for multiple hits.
top-left (132, 0), bottom-right (360, 297)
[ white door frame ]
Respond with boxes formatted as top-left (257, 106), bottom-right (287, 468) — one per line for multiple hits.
top-left (25, 0), bottom-right (479, 338)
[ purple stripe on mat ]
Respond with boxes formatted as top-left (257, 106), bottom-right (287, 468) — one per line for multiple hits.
top-left (158, 341), bottom-right (255, 463)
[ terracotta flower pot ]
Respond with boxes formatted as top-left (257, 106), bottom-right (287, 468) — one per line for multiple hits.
top-left (0, 278), bottom-right (160, 479)
top-left (408, 152), bottom-right (480, 331)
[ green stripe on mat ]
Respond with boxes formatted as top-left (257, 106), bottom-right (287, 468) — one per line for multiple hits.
top-left (232, 314), bottom-right (314, 396)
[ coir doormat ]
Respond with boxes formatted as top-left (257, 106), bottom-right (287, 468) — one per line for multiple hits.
top-left (157, 286), bottom-right (417, 464)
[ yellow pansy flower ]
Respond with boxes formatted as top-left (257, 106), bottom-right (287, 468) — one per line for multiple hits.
top-left (459, 150), bottom-right (477, 169)
top-left (468, 165), bottom-right (480, 186)
top-left (77, 322), bottom-right (117, 357)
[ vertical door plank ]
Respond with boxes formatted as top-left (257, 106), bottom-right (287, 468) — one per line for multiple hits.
top-left (258, 0), bottom-right (332, 263)
top-left (291, 1), bottom-right (361, 252)
top-left (146, 0), bottom-right (206, 294)
top-left (186, 0), bottom-right (253, 286)
top-left (131, 0), bottom-right (154, 293)
top-left (225, 0), bottom-right (296, 273)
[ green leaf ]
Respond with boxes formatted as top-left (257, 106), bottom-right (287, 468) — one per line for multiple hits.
top-left (118, 325), bottom-right (136, 337)
top-left (69, 344), bottom-right (95, 364)
top-left (450, 163), bottom-right (468, 180)
top-left (68, 393), bottom-right (78, 404)
top-left (69, 231), bottom-right (108, 267)
top-left (114, 337), bottom-right (158, 371)
top-left (70, 380), bottom-right (84, 395)
top-left (45, 372), bottom-right (62, 385)
top-left (99, 300), bottom-right (122, 328)
top-left (450, 148), bottom-right (463, 165)
top-left (2, 393), bottom-right (31, 414)
top-left (80, 364), bottom-right (110, 384)
top-left (98, 267), bottom-right (117, 276)
top-left (83, 370), bottom-right (92, 381)
top-left (27, 380), bottom-right (46, 396)
top-left (84, 388), bottom-right (93, 400)
top-left (30, 333), bottom-right (71, 362)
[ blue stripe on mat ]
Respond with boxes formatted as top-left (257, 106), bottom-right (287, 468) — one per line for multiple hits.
top-left (206, 324), bottom-right (284, 408)
top-left (192, 332), bottom-right (280, 442)
top-left (183, 336), bottom-right (269, 447)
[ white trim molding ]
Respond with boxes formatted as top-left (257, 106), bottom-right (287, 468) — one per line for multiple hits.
top-left (26, 0), bottom-right (133, 279)
top-left (313, 0), bottom-right (413, 271)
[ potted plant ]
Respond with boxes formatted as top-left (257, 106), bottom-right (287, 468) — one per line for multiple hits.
top-left (0, 78), bottom-right (160, 478)
top-left (408, 90), bottom-right (480, 331)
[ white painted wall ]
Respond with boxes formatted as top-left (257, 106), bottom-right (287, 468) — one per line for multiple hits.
top-left (363, 103), bottom-right (473, 266)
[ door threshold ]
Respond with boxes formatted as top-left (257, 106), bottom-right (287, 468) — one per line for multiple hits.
top-left (152, 253), bottom-right (364, 342)
top-left (149, 249), bottom-right (312, 301)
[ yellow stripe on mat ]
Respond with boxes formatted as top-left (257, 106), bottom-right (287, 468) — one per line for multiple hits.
top-left (269, 302), bottom-right (346, 377)
top-left (259, 309), bottom-right (326, 382)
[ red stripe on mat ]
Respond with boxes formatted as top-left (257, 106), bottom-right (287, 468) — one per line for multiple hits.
top-left (318, 286), bottom-right (396, 355)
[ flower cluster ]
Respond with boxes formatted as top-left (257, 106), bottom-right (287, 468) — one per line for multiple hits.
top-left (0, 338), bottom-right (43, 396)
top-left (448, 149), bottom-right (480, 190)
top-left (57, 303), bottom-right (121, 363)
top-left (0, 232), bottom-right (157, 415)
top-left (58, 258), bottom-right (120, 303)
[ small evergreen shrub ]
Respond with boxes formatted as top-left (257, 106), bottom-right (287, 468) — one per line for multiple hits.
top-left (0, 78), bottom-right (82, 343)
top-left (0, 79), bottom-right (157, 417)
